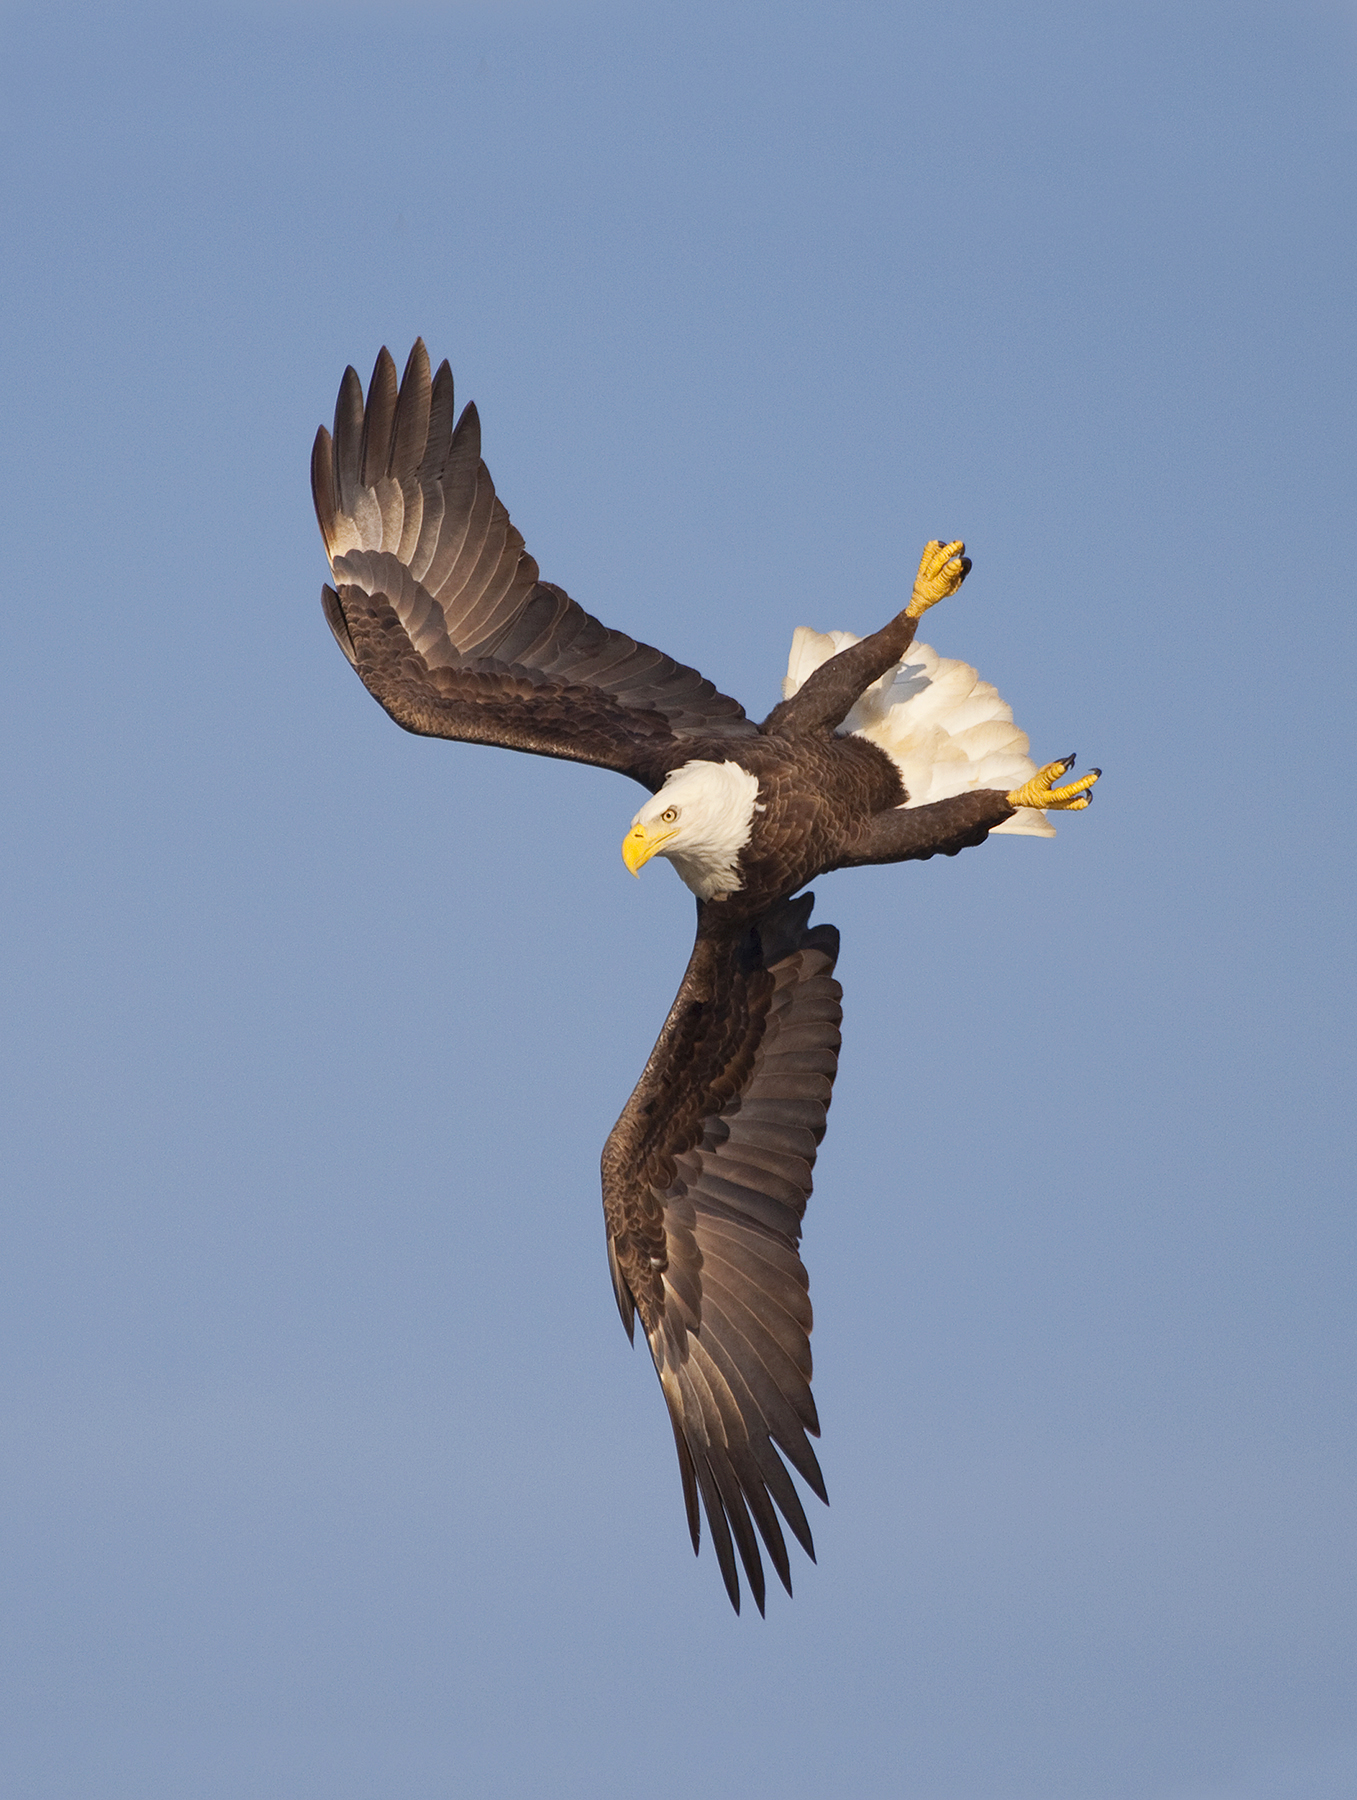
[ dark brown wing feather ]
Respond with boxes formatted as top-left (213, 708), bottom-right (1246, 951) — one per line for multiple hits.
top-left (601, 893), bottom-right (842, 1613)
top-left (313, 343), bottom-right (756, 786)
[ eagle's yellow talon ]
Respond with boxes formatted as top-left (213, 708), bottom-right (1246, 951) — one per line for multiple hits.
top-left (905, 538), bottom-right (971, 618)
top-left (1007, 757), bottom-right (1101, 812)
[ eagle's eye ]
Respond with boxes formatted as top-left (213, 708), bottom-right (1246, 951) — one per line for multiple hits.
top-left (661, 807), bottom-right (679, 823)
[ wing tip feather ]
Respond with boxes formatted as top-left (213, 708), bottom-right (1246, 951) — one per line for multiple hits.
top-left (311, 424), bottom-right (338, 550)
top-left (321, 585), bottom-right (358, 666)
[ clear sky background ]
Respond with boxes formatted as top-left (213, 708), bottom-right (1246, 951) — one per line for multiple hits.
top-left (1, 2), bottom-right (1353, 1796)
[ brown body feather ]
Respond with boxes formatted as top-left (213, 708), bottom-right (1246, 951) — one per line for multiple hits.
top-left (313, 344), bottom-right (1024, 1612)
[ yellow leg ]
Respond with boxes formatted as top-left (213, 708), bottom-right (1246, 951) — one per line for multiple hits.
top-left (905, 539), bottom-right (971, 619)
top-left (1007, 755), bottom-right (1101, 811)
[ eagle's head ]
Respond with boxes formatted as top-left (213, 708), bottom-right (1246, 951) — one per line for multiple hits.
top-left (621, 760), bottom-right (762, 901)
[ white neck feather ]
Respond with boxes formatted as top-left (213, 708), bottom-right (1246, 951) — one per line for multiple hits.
top-left (630, 760), bottom-right (761, 900)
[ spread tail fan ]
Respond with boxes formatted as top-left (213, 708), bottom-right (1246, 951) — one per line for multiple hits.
top-left (782, 628), bottom-right (1055, 837)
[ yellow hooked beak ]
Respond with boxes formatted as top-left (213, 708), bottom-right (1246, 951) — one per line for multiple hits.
top-left (621, 820), bottom-right (678, 877)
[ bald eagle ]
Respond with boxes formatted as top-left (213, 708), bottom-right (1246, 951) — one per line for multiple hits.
top-left (313, 343), bottom-right (1099, 1614)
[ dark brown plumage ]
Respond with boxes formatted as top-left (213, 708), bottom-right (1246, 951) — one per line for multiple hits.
top-left (313, 342), bottom-right (1094, 1612)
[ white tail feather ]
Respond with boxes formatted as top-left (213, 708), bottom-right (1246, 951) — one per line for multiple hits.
top-left (781, 627), bottom-right (1055, 838)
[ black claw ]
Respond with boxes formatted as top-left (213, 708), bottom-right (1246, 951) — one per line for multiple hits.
top-left (1089, 768), bottom-right (1102, 778)
top-left (1061, 753), bottom-right (1077, 772)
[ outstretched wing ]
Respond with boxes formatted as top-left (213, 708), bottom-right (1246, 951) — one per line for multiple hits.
top-left (601, 894), bottom-right (842, 1613)
top-left (313, 343), bottom-right (756, 788)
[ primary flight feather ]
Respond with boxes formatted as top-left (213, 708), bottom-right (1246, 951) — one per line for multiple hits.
top-left (313, 342), bottom-right (1099, 1614)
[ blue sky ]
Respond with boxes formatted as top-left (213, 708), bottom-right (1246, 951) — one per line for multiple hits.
top-left (0, 2), bottom-right (1353, 1796)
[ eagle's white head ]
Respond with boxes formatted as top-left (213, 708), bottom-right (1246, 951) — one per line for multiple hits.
top-left (621, 760), bottom-right (762, 901)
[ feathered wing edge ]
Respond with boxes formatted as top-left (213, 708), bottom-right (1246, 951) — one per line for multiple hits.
top-left (602, 895), bottom-right (842, 1614)
top-left (312, 343), bottom-right (758, 761)
top-left (783, 626), bottom-right (1056, 837)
